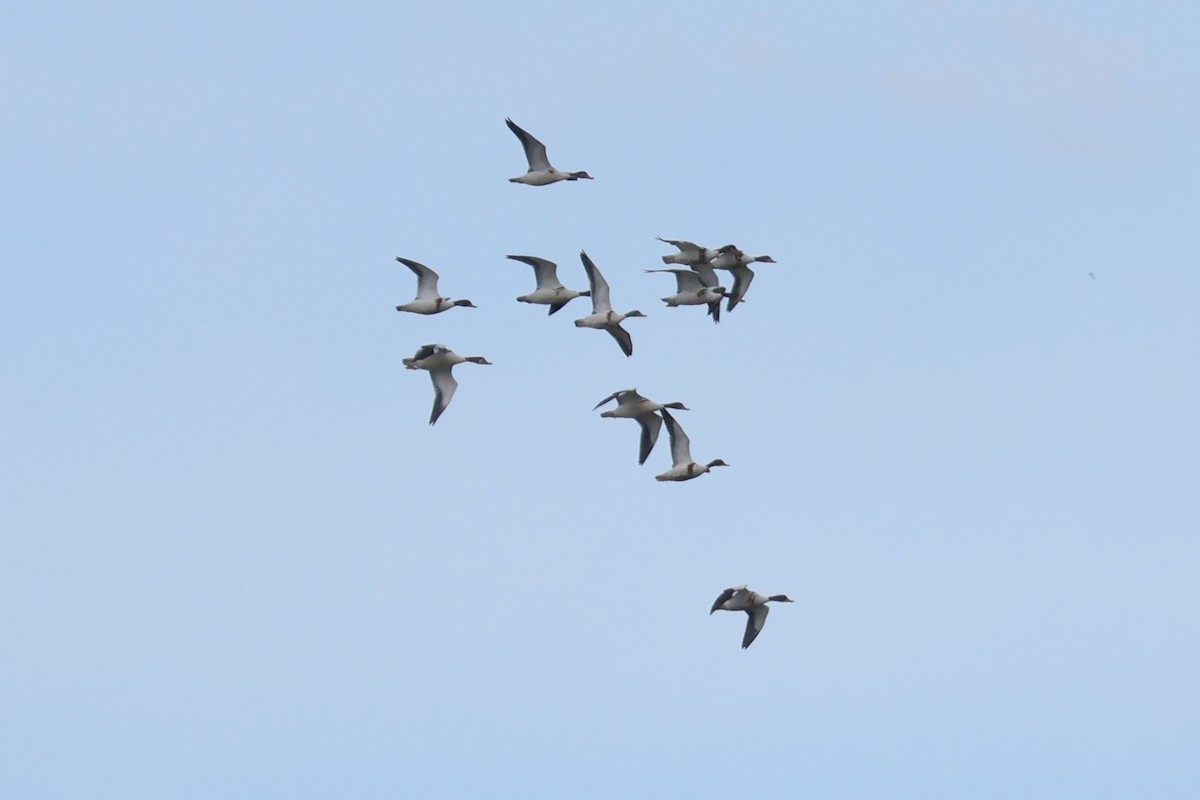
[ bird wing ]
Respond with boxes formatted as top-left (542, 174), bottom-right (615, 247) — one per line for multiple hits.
top-left (410, 343), bottom-right (446, 365)
top-left (579, 251), bottom-right (611, 313)
top-left (691, 263), bottom-right (721, 288)
top-left (671, 269), bottom-right (704, 293)
top-left (506, 254), bottom-right (563, 290)
top-left (593, 389), bottom-right (627, 411)
top-left (726, 265), bottom-right (755, 311)
top-left (396, 257), bottom-right (441, 300)
top-left (646, 268), bottom-right (703, 294)
top-left (710, 587), bottom-right (736, 614)
top-left (742, 605), bottom-right (770, 649)
top-left (592, 388), bottom-right (641, 411)
top-left (428, 368), bottom-right (458, 425)
top-left (606, 323), bottom-right (633, 357)
top-left (636, 411), bottom-right (664, 465)
top-left (659, 408), bottom-right (693, 466)
top-left (614, 389), bottom-right (648, 406)
top-left (656, 236), bottom-right (704, 253)
top-left (695, 264), bottom-right (724, 322)
top-left (505, 118), bottom-right (551, 171)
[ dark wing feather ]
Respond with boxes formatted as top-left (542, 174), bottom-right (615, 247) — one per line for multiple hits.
top-left (636, 412), bottom-right (663, 465)
top-left (742, 606), bottom-right (769, 649)
top-left (411, 343), bottom-right (439, 362)
top-left (710, 587), bottom-right (735, 614)
top-left (428, 369), bottom-right (458, 426)
top-left (505, 118), bottom-right (550, 171)
top-left (727, 267), bottom-right (755, 311)
top-left (606, 324), bottom-right (633, 357)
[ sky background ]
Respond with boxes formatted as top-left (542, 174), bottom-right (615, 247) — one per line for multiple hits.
top-left (3, 1), bottom-right (1199, 797)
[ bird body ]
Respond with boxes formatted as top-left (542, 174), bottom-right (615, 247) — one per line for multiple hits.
top-left (402, 344), bottom-right (492, 425)
top-left (394, 257), bottom-right (477, 315)
top-left (710, 585), bottom-right (794, 648)
top-left (506, 118), bottom-right (593, 186)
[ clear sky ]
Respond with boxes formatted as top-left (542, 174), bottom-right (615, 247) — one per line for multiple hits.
top-left (3, 1), bottom-right (1198, 797)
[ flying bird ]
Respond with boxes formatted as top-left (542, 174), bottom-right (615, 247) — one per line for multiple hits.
top-left (710, 246), bottom-right (776, 312)
top-left (506, 118), bottom-right (594, 186)
top-left (394, 257), bottom-right (477, 315)
top-left (710, 245), bottom-right (777, 270)
top-left (710, 585), bottom-right (794, 649)
top-left (402, 344), bottom-right (492, 425)
top-left (593, 388), bottom-right (690, 465)
top-left (505, 255), bottom-right (591, 315)
top-left (645, 268), bottom-right (727, 317)
top-left (573, 251), bottom-right (647, 357)
top-left (654, 408), bottom-right (728, 481)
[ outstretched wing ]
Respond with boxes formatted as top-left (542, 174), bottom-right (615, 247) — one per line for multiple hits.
top-left (726, 266), bottom-right (755, 311)
top-left (410, 343), bottom-right (443, 363)
top-left (636, 412), bottom-right (664, 465)
top-left (659, 407), bottom-right (693, 466)
top-left (742, 605), bottom-right (769, 648)
top-left (646, 268), bottom-right (704, 294)
top-left (656, 236), bottom-right (704, 253)
top-left (710, 587), bottom-right (735, 614)
top-left (506, 118), bottom-right (551, 172)
top-left (606, 324), bottom-right (633, 357)
top-left (428, 368), bottom-right (459, 425)
top-left (396, 257), bottom-right (441, 300)
top-left (592, 389), bottom-right (627, 411)
top-left (579, 250), bottom-right (611, 313)
top-left (506, 254), bottom-right (564, 290)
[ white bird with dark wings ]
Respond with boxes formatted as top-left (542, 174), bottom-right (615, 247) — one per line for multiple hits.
top-left (709, 246), bottom-right (777, 312)
top-left (394, 257), bottom-right (477, 315)
top-left (710, 586), bottom-right (794, 649)
top-left (402, 344), bottom-right (492, 425)
top-left (506, 118), bottom-right (594, 186)
top-left (505, 254), bottom-right (591, 315)
top-left (573, 251), bottom-right (647, 357)
top-left (654, 408), bottom-right (728, 482)
top-left (645, 267), bottom-right (727, 323)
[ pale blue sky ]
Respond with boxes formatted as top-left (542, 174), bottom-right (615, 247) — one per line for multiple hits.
top-left (3, 1), bottom-right (1198, 797)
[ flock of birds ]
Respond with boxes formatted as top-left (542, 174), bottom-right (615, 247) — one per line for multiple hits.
top-left (398, 118), bottom-right (794, 648)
